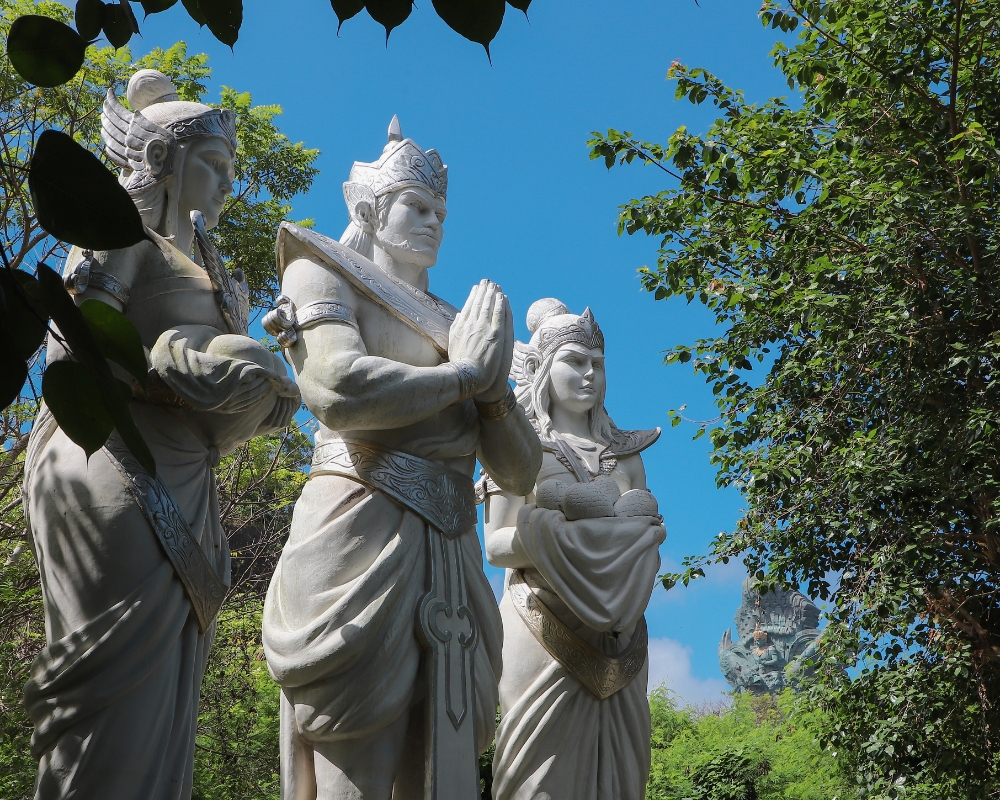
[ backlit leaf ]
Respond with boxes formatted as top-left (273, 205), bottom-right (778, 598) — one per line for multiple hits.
top-left (81, 299), bottom-right (148, 387)
top-left (365, 0), bottom-right (412, 41)
top-left (432, 0), bottom-right (505, 56)
top-left (6, 15), bottom-right (87, 87)
top-left (42, 360), bottom-right (114, 459)
top-left (29, 129), bottom-right (148, 251)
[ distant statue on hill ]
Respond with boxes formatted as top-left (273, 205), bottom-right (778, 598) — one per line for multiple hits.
top-left (719, 576), bottom-right (822, 694)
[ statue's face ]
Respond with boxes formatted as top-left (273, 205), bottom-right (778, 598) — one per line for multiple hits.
top-left (548, 343), bottom-right (606, 417)
top-left (375, 185), bottom-right (446, 269)
top-left (178, 137), bottom-right (235, 229)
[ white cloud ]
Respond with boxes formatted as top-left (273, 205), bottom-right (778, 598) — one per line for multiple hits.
top-left (646, 636), bottom-right (729, 706)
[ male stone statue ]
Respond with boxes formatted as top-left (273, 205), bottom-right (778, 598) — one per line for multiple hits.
top-left (262, 117), bottom-right (541, 800)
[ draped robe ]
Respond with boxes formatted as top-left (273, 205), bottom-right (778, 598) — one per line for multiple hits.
top-left (491, 439), bottom-right (665, 800)
top-left (23, 236), bottom-right (290, 800)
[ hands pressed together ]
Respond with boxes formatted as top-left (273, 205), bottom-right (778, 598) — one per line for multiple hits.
top-left (448, 279), bottom-right (515, 404)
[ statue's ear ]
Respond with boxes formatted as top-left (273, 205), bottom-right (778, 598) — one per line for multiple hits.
top-left (343, 182), bottom-right (377, 234)
top-left (143, 138), bottom-right (170, 177)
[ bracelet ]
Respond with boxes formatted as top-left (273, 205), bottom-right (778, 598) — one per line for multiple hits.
top-left (474, 385), bottom-right (517, 420)
top-left (447, 359), bottom-right (478, 401)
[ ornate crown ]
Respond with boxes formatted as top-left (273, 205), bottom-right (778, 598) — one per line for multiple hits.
top-left (166, 109), bottom-right (237, 152)
top-left (534, 307), bottom-right (605, 359)
top-left (344, 116), bottom-right (447, 210)
top-left (101, 70), bottom-right (237, 194)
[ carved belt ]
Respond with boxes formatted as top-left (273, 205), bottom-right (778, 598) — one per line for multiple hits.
top-left (507, 569), bottom-right (647, 700)
top-left (102, 432), bottom-right (228, 633)
top-left (310, 438), bottom-right (477, 539)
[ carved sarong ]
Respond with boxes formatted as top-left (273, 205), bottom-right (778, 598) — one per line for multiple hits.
top-left (309, 436), bottom-right (482, 798)
top-left (507, 569), bottom-right (647, 700)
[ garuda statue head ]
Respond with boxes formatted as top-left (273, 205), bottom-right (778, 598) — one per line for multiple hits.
top-left (101, 69), bottom-right (238, 239)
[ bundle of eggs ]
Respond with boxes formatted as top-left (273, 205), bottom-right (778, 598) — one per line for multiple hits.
top-left (535, 476), bottom-right (659, 520)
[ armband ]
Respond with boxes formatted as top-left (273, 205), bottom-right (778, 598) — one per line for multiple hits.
top-left (262, 294), bottom-right (359, 348)
top-left (64, 249), bottom-right (130, 308)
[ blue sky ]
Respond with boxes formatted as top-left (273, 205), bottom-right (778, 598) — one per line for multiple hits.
top-left (130, 0), bottom-right (800, 702)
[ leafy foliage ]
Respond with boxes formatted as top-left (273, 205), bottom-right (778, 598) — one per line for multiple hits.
top-left (591, 0), bottom-right (1000, 794)
top-left (4, 0), bottom-right (533, 76)
top-left (645, 689), bottom-right (849, 800)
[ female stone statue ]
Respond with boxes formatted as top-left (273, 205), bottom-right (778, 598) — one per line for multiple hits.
top-left (22, 69), bottom-right (298, 800)
top-left (482, 298), bottom-right (666, 800)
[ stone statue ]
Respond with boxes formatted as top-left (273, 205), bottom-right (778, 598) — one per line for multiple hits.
top-left (481, 298), bottom-right (666, 800)
top-left (22, 70), bottom-right (299, 800)
top-left (718, 575), bottom-right (822, 694)
top-left (260, 117), bottom-right (541, 800)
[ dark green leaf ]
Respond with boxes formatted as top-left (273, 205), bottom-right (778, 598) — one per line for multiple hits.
top-left (199, 0), bottom-right (242, 47)
top-left (139, 0), bottom-right (179, 14)
top-left (102, 3), bottom-right (133, 48)
top-left (29, 129), bottom-right (148, 251)
top-left (0, 269), bottom-right (47, 361)
top-left (330, 0), bottom-right (365, 31)
top-left (0, 346), bottom-right (28, 408)
top-left (42, 360), bottom-right (114, 459)
top-left (75, 0), bottom-right (106, 40)
top-left (181, 0), bottom-right (206, 25)
top-left (36, 264), bottom-right (155, 475)
top-left (365, 0), bottom-right (412, 41)
top-left (6, 15), bottom-right (87, 87)
top-left (506, 0), bottom-right (530, 13)
top-left (80, 299), bottom-right (147, 387)
top-left (431, 0), bottom-right (505, 55)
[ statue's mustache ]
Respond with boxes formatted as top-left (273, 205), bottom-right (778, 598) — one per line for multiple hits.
top-left (410, 227), bottom-right (438, 237)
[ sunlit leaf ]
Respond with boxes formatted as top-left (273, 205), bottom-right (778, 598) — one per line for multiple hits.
top-left (42, 360), bottom-right (114, 459)
top-left (81, 299), bottom-right (148, 387)
top-left (6, 15), bottom-right (87, 87)
top-left (29, 129), bottom-right (148, 251)
top-left (36, 264), bottom-right (155, 475)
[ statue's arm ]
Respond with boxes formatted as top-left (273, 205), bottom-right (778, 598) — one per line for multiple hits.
top-left (483, 490), bottom-right (533, 569)
top-left (478, 409), bottom-right (542, 497)
top-left (282, 256), bottom-right (465, 430)
top-left (620, 453), bottom-right (648, 491)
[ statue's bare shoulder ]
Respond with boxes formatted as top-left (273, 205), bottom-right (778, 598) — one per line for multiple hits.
top-left (281, 251), bottom-right (359, 312)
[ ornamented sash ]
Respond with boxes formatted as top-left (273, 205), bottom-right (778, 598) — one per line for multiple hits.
top-left (276, 222), bottom-right (457, 358)
top-left (508, 569), bottom-right (647, 700)
top-left (310, 437), bottom-right (477, 539)
top-left (102, 432), bottom-right (229, 633)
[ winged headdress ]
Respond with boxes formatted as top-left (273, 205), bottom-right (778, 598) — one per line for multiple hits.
top-left (101, 69), bottom-right (237, 195)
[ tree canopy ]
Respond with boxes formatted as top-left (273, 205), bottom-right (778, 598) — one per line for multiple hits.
top-left (591, 0), bottom-right (1000, 794)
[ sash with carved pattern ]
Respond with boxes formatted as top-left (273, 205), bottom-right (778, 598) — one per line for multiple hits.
top-left (507, 569), bottom-right (647, 700)
top-left (276, 222), bottom-right (457, 358)
top-left (310, 436), bottom-right (477, 539)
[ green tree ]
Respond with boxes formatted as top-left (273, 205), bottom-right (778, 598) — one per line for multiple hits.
top-left (645, 689), bottom-right (849, 800)
top-left (591, 0), bottom-right (1000, 795)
